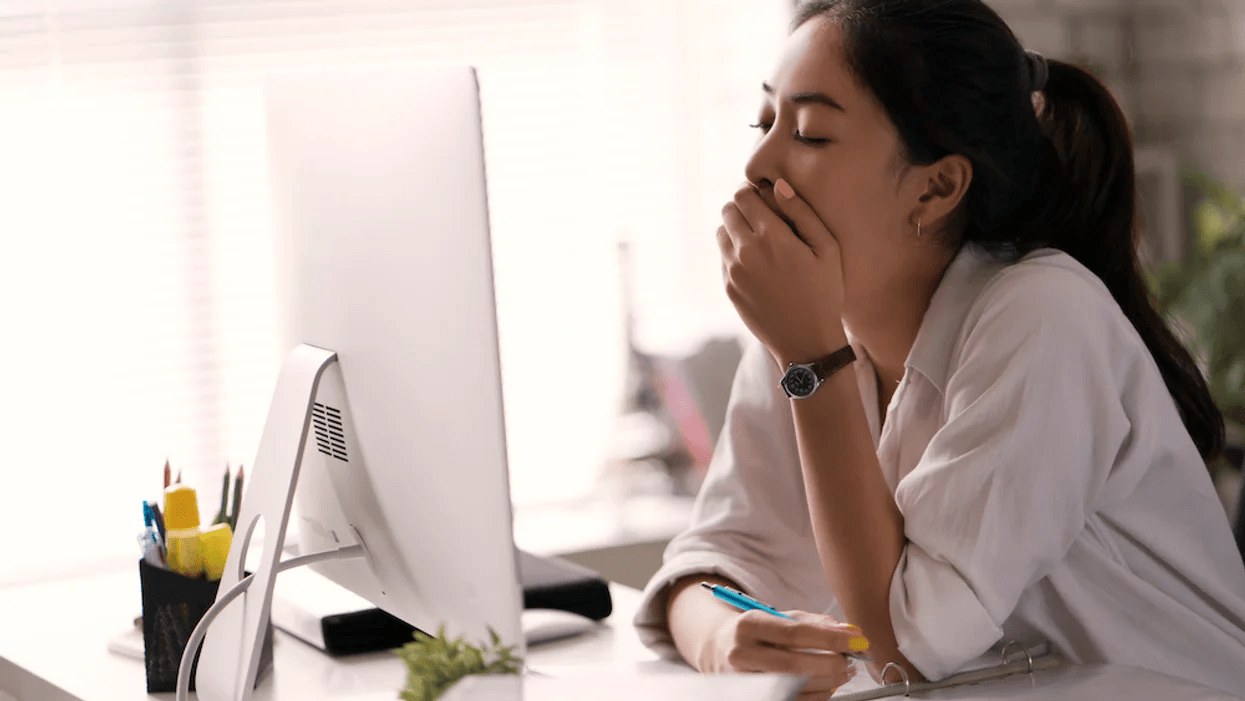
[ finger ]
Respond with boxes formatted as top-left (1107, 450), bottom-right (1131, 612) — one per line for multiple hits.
top-left (738, 610), bottom-right (870, 655)
top-left (734, 184), bottom-right (799, 246)
top-left (717, 224), bottom-right (735, 259)
top-left (729, 642), bottom-right (853, 679)
top-left (721, 200), bottom-right (755, 242)
top-left (782, 612), bottom-right (869, 659)
top-left (771, 178), bottom-right (833, 253)
top-left (731, 183), bottom-right (770, 234)
top-left (784, 611), bottom-right (862, 634)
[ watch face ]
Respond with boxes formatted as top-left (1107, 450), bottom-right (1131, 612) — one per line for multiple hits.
top-left (782, 366), bottom-right (818, 397)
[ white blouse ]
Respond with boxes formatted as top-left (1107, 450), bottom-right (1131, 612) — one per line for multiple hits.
top-left (633, 243), bottom-right (1245, 696)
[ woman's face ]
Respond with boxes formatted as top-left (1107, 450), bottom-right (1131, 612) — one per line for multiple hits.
top-left (745, 17), bottom-right (942, 322)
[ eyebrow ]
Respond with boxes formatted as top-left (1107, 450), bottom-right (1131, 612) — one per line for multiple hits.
top-left (761, 82), bottom-right (846, 112)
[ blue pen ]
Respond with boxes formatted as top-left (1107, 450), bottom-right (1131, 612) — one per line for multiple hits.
top-left (701, 582), bottom-right (872, 662)
top-left (145, 501), bottom-right (166, 543)
top-left (140, 503), bottom-right (165, 567)
top-left (143, 502), bottom-right (167, 564)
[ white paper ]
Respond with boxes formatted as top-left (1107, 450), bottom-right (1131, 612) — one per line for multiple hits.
top-left (438, 672), bottom-right (806, 701)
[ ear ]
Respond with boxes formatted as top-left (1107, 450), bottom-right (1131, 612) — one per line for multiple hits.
top-left (912, 153), bottom-right (972, 232)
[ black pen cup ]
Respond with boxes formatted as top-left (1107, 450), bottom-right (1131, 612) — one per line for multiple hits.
top-left (137, 558), bottom-right (274, 693)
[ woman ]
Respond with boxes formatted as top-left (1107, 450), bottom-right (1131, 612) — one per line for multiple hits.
top-left (633, 1), bottom-right (1245, 698)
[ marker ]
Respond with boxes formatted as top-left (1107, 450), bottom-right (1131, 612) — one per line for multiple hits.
top-left (701, 582), bottom-right (872, 662)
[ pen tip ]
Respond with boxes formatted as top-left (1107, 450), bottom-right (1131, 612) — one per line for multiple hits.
top-left (700, 582), bottom-right (713, 590)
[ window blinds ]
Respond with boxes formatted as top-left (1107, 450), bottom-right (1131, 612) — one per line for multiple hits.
top-left (0, 0), bottom-right (787, 584)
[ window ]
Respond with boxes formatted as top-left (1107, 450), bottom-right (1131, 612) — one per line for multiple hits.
top-left (0, 0), bottom-right (788, 584)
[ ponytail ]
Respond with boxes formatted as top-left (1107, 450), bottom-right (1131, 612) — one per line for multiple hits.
top-left (1036, 60), bottom-right (1225, 464)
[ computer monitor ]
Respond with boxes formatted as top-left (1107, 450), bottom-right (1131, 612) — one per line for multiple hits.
top-left (195, 65), bottom-right (525, 701)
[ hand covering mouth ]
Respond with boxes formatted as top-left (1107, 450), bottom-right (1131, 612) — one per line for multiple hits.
top-left (755, 182), bottom-right (807, 246)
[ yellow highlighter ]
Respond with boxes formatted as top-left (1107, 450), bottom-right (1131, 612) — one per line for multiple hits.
top-left (199, 523), bottom-right (233, 581)
top-left (164, 484), bottom-right (204, 578)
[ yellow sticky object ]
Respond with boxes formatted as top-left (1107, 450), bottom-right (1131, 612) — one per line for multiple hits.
top-left (199, 523), bottom-right (233, 581)
top-left (164, 485), bottom-right (201, 531)
top-left (164, 486), bottom-right (204, 577)
top-left (166, 529), bottom-right (204, 578)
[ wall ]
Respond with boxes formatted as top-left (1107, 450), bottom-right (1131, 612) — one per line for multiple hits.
top-left (990, 0), bottom-right (1245, 259)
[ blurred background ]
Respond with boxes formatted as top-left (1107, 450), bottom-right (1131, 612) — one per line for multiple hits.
top-left (2, 0), bottom-right (1244, 590)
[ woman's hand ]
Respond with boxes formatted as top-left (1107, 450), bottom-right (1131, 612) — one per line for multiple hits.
top-left (718, 179), bottom-right (848, 368)
top-left (701, 609), bottom-right (863, 699)
top-left (700, 609), bottom-right (864, 700)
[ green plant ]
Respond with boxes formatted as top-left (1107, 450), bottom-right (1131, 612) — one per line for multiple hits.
top-left (395, 625), bottom-right (521, 701)
top-left (1148, 171), bottom-right (1245, 460)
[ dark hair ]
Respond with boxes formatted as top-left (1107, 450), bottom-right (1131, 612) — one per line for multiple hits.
top-left (793, 0), bottom-right (1224, 465)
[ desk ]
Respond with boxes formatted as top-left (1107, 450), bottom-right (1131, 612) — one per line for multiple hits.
top-left (0, 565), bottom-right (686, 701)
top-left (2, 566), bottom-right (1239, 701)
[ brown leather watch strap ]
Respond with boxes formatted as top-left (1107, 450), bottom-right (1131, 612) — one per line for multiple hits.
top-left (809, 344), bottom-right (857, 381)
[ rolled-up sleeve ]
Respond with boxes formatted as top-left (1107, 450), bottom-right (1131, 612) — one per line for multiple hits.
top-left (889, 267), bottom-right (1131, 680)
top-left (633, 336), bottom-right (839, 660)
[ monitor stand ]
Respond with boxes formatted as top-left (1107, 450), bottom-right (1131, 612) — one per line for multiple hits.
top-left (195, 343), bottom-right (342, 701)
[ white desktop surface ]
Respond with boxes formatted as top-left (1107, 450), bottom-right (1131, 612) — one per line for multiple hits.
top-left (2, 565), bottom-right (1239, 701)
top-left (0, 565), bottom-right (684, 701)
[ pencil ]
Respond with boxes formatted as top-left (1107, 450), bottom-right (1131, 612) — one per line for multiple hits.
top-left (163, 459), bottom-right (171, 490)
top-left (213, 464), bottom-right (231, 526)
top-left (229, 465), bottom-right (245, 531)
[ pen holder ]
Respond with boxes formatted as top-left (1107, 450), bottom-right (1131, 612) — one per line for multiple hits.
top-left (138, 559), bottom-right (274, 693)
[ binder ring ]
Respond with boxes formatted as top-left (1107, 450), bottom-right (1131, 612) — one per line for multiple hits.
top-left (881, 662), bottom-right (911, 697)
top-left (999, 640), bottom-right (1034, 674)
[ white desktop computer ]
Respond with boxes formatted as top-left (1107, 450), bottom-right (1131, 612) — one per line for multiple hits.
top-left (192, 65), bottom-right (526, 701)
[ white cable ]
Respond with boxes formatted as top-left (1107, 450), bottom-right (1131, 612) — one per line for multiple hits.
top-left (176, 544), bottom-right (366, 701)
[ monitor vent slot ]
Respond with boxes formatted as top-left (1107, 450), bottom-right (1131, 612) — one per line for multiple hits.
top-left (312, 402), bottom-right (349, 462)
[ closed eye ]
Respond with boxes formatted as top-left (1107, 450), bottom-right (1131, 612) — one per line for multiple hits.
top-left (795, 133), bottom-right (829, 145)
top-left (749, 122), bottom-right (829, 145)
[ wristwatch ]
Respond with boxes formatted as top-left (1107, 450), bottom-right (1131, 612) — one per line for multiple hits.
top-left (779, 344), bottom-right (857, 399)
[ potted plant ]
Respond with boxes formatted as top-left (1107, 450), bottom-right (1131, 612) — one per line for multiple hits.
top-left (395, 626), bottom-right (521, 701)
top-left (1147, 171), bottom-right (1245, 520)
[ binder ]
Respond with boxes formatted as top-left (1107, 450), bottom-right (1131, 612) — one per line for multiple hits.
top-left (836, 642), bottom-right (1064, 701)
top-left (270, 549), bottom-right (612, 655)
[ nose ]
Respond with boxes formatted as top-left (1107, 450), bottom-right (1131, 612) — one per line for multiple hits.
top-left (744, 127), bottom-right (783, 192)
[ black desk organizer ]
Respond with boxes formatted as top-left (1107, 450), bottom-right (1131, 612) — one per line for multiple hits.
top-left (138, 559), bottom-right (275, 693)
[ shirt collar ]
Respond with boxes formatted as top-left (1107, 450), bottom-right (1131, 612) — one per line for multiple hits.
top-left (904, 242), bottom-right (1012, 396)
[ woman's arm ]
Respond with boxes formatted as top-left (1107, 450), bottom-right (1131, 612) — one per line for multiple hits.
top-left (777, 342), bottom-right (923, 682)
top-left (665, 573), bottom-right (746, 670)
top-left (714, 182), bottom-right (922, 680)
top-left (633, 336), bottom-right (842, 662)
